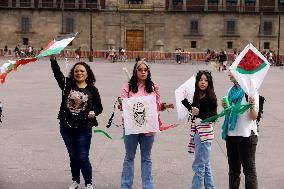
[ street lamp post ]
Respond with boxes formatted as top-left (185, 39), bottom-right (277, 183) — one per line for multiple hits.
top-left (277, 0), bottom-right (283, 66)
top-left (61, 0), bottom-right (64, 33)
top-left (89, 8), bottom-right (93, 62)
top-left (259, 11), bottom-right (263, 51)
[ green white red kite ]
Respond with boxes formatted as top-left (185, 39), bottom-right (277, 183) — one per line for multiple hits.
top-left (0, 32), bottom-right (79, 84)
top-left (38, 32), bottom-right (79, 57)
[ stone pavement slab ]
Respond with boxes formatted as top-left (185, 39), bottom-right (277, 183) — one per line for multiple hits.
top-left (0, 57), bottom-right (283, 189)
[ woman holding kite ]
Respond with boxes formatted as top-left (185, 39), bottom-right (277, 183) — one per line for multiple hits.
top-left (50, 55), bottom-right (103, 189)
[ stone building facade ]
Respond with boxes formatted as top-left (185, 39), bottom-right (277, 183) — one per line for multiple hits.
top-left (0, 0), bottom-right (283, 54)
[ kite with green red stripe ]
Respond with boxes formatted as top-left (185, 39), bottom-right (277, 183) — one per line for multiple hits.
top-left (237, 49), bottom-right (267, 74)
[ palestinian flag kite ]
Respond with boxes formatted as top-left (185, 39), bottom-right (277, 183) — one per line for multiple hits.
top-left (229, 43), bottom-right (270, 96)
top-left (0, 58), bottom-right (37, 84)
top-left (37, 32), bottom-right (79, 57)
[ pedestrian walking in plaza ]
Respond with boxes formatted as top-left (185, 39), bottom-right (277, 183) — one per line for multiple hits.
top-left (50, 55), bottom-right (103, 189)
top-left (4, 45), bottom-right (8, 55)
top-left (221, 71), bottom-right (259, 189)
top-left (120, 60), bottom-right (173, 189)
top-left (181, 70), bottom-right (217, 189)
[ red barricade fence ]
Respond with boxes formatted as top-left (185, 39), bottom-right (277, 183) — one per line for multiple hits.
top-left (0, 48), bottom-right (283, 65)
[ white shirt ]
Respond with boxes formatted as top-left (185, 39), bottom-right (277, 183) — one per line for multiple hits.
top-left (227, 89), bottom-right (259, 137)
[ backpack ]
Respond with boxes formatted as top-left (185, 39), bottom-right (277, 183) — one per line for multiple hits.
top-left (245, 94), bottom-right (266, 126)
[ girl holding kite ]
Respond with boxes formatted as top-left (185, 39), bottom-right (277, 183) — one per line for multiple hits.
top-left (50, 56), bottom-right (103, 189)
top-left (120, 60), bottom-right (173, 189)
top-left (221, 71), bottom-right (259, 189)
top-left (181, 70), bottom-right (217, 189)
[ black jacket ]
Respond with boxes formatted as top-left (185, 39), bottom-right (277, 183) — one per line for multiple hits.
top-left (51, 59), bottom-right (103, 130)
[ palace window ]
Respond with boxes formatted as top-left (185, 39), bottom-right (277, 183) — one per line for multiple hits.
top-left (208, 0), bottom-right (218, 5)
top-left (0, 0), bottom-right (9, 7)
top-left (226, 0), bottom-right (237, 5)
top-left (191, 41), bottom-right (197, 48)
top-left (20, 0), bottom-right (31, 7)
top-left (64, 0), bottom-right (75, 3)
top-left (173, 0), bottom-right (183, 5)
top-left (65, 17), bottom-right (74, 33)
top-left (86, 0), bottom-right (97, 3)
top-left (128, 0), bottom-right (143, 4)
top-left (245, 0), bottom-right (255, 6)
top-left (21, 16), bottom-right (31, 32)
top-left (227, 41), bottom-right (233, 49)
top-left (263, 42), bottom-right (270, 49)
top-left (225, 20), bottom-right (236, 35)
top-left (42, 0), bottom-right (53, 8)
top-left (190, 20), bottom-right (199, 34)
top-left (23, 38), bottom-right (29, 45)
top-left (263, 21), bottom-right (273, 35)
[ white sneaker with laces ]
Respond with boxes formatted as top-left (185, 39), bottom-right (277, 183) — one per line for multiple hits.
top-left (85, 184), bottom-right (93, 189)
top-left (69, 181), bottom-right (79, 189)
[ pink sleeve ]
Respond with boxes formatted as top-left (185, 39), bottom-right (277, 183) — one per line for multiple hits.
top-left (121, 83), bottom-right (129, 98)
top-left (153, 83), bottom-right (162, 111)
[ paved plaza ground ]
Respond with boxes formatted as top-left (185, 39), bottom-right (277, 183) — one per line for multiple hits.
top-left (0, 57), bottom-right (283, 189)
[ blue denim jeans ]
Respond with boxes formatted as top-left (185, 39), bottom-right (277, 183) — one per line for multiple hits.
top-left (60, 124), bottom-right (93, 186)
top-left (121, 134), bottom-right (155, 189)
top-left (191, 133), bottom-right (215, 189)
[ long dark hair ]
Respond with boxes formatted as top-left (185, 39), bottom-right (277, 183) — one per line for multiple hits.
top-left (192, 70), bottom-right (216, 107)
top-left (69, 62), bottom-right (96, 86)
top-left (129, 60), bottom-right (154, 93)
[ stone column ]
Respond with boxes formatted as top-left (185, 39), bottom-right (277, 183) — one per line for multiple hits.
top-left (241, 0), bottom-right (245, 11)
top-left (53, 0), bottom-right (57, 8)
top-left (218, 0), bottom-right (223, 11)
top-left (38, 0), bottom-right (42, 8)
top-left (183, 0), bottom-right (186, 11)
top-left (97, 0), bottom-right (101, 10)
top-left (75, 0), bottom-right (79, 8)
top-left (255, 0), bottom-right (259, 12)
top-left (82, 0), bottom-right (86, 8)
top-left (275, 0), bottom-right (279, 12)
top-left (16, 0), bottom-right (20, 8)
top-left (237, 0), bottom-right (241, 12)
top-left (204, 0), bottom-right (208, 11)
top-left (169, 0), bottom-right (173, 10)
top-left (31, 0), bottom-right (35, 7)
top-left (8, 0), bottom-right (12, 7)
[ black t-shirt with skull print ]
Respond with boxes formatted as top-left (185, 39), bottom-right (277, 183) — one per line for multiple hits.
top-left (64, 86), bottom-right (94, 129)
top-left (50, 59), bottom-right (103, 130)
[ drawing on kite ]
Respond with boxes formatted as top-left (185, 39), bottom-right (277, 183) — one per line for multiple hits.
top-left (132, 102), bottom-right (146, 127)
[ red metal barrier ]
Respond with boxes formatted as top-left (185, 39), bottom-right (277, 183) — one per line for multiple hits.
top-left (1, 49), bottom-right (282, 63)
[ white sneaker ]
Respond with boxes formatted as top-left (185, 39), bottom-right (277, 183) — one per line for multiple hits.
top-left (69, 181), bottom-right (79, 189)
top-left (85, 184), bottom-right (93, 189)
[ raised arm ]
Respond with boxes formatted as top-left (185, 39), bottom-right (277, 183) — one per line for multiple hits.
top-left (50, 56), bottom-right (65, 90)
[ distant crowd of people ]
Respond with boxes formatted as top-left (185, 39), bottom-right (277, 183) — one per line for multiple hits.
top-left (106, 47), bottom-right (127, 63)
top-left (175, 48), bottom-right (192, 64)
top-left (2, 44), bottom-right (37, 58)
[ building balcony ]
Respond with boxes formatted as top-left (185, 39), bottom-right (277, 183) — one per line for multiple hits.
top-left (118, 3), bottom-right (153, 11)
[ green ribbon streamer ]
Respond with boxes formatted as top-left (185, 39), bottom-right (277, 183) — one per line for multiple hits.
top-left (201, 103), bottom-right (251, 123)
top-left (93, 129), bottom-right (113, 139)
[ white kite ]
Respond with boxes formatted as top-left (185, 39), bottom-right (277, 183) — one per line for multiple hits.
top-left (122, 95), bottom-right (159, 135)
top-left (175, 75), bottom-right (196, 123)
top-left (229, 43), bottom-right (270, 96)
